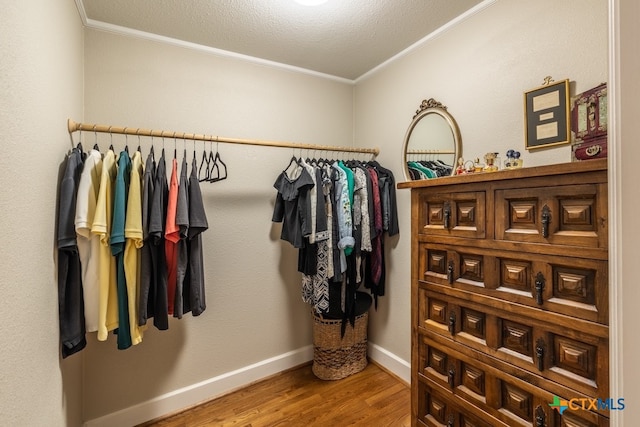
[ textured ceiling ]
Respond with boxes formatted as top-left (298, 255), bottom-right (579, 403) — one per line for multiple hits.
top-left (80, 0), bottom-right (484, 81)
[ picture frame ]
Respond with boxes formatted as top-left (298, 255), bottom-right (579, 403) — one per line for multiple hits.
top-left (523, 78), bottom-right (570, 150)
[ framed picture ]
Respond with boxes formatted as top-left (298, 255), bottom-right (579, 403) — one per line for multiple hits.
top-left (523, 78), bottom-right (570, 150)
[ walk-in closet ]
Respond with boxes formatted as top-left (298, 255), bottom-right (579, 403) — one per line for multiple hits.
top-left (2, 1), bottom-right (634, 426)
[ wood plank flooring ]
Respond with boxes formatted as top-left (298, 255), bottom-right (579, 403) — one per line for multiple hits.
top-left (138, 362), bottom-right (410, 427)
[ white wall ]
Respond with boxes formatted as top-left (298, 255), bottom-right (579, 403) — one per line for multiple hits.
top-left (354, 0), bottom-right (607, 382)
top-left (0, 0), bottom-right (84, 425)
top-left (81, 28), bottom-right (355, 422)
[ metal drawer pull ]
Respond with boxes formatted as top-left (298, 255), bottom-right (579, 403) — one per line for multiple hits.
top-left (448, 367), bottom-right (455, 388)
top-left (448, 312), bottom-right (456, 334)
top-left (535, 338), bottom-right (545, 371)
top-left (447, 414), bottom-right (455, 427)
top-left (447, 260), bottom-right (454, 284)
top-left (535, 272), bottom-right (545, 305)
top-left (443, 202), bottom-right (451, 229)
top-left (541, 204), bottom-right (551, 238)
top-left (535, 405), bottom-right (546, 427)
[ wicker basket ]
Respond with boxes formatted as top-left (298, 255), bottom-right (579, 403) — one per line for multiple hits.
top-left (311, 310), bottom-right (368, 380)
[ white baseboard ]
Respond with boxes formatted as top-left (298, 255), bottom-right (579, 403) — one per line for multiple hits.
top-left (367, 342), bottom-right (411, 384)
top-left (83, 345), bottom-right (314, 427)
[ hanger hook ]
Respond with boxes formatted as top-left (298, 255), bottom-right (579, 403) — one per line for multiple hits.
top-left (108, 126), bottom-right (113, 147)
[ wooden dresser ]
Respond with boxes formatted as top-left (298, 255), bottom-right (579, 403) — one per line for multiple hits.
top-left (398, 159), bottom-right (609, 427)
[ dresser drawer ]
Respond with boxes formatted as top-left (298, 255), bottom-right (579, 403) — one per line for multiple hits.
top-left (417, 379), bottom-right (501, 427)
top-left (495, 184), bottom-right (607, 250)
top-left (418, 243), bottom-right (609, 324)
top-left (418, 190), bottom-right (486, 239)
top-left (417, 336), bottom-right (610, 426)
top-left (417, 288), bottom-right (609, 399)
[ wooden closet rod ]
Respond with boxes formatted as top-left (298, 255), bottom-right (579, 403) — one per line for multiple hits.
top-left (68, 119), bottom-right (379, 157)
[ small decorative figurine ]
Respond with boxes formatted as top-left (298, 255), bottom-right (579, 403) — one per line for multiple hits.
top-left (455, 157), bottom-right (466, 175)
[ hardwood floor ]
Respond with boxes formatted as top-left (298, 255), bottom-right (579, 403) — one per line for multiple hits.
top-left (138, 362), bottom-right (410, 427)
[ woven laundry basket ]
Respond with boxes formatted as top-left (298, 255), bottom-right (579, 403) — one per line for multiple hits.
top-left (311, 293), bottom-right (371, 381)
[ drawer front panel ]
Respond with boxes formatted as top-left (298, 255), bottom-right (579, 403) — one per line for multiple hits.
top-left (418, 288), bottom-right (609, 399)
top-left (495, 185), bottom-right (607, 249)
top-left (418, 191), bottom-right (486, 239)
top-left (419, 244), bottom-right (608, 324)
top-left (419, 336), bottom-right (611, 425)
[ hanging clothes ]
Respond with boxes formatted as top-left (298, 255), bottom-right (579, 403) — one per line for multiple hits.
top-left (92, 149), bottom-right (119, 341)
top-left (272, 163), bottom-right (315, 249)
top-left (184, 155), bottom-right (208, 316)
top-left (173, 154), bottom-right (190, 319)
top-left (57, 147), bottom-right (87, 359)
top-left (272, 155), bottom-right (398, 332)
top-left (57, 138), bottom-right (214, 355)
top-left (111, 149), bottom-right (133, 350)
top-left (75, 149), bottom-right (102, 333)
top-left (138, 148), bottom-right (156, 327)
top-left (149, 150), bottom-right (169, 330)
top-left (165, 157), bottom-right (180, 316)
top-left (124, 149), bottom-right (144, 345)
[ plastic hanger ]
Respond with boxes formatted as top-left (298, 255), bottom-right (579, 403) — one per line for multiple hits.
top-left (284, 152), bottom-right (300, 177)
top-left (198, 142), bottom-right (211, 182)
top-left (209, 149), bottom-right (228, 182)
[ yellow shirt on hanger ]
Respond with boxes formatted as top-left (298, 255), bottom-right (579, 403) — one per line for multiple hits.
top-left (124, 150), bottom-right (145, 345)
top-left (92, 150), bottom-right (119, 341)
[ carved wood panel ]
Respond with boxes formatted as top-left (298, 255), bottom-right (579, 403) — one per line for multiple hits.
top-left (553, 335), bottom-right (597, 382)
top-left (419, 191), bottom-right (486, 239)
top-left (500, 319), bottom-right (533, 358)
top-left (501, 380), bottom-right (533, 422)
top-left (495, 184), bottom-right (605, 249)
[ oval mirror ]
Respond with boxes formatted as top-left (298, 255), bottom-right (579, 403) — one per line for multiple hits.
top-left (402, 98), bottom-right (462, 180)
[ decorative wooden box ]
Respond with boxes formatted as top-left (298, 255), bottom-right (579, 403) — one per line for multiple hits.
top-left (571, 83), bottom-right (607, 161)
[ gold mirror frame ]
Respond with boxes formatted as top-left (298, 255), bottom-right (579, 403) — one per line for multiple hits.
top-left (402, 98), bottom-right (462, 180)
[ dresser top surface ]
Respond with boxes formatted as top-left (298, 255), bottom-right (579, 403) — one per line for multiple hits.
top-left (397, 158), bottom-right (607, 190)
